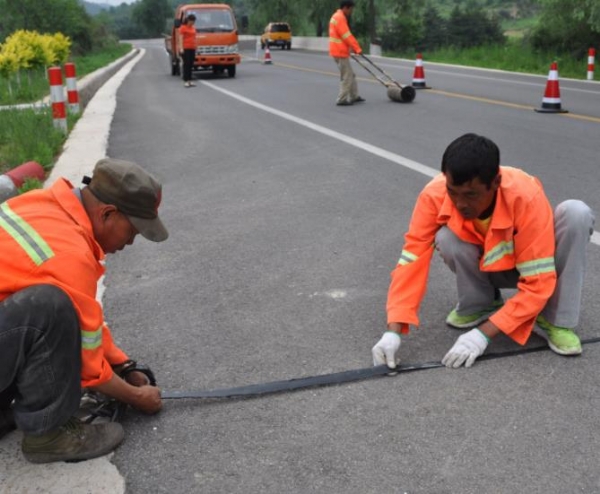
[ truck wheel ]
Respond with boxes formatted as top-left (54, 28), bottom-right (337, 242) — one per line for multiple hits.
top-left (171, 58), bottom-right (180, 76)
top-left (227, 65), bottom-right (236, 78)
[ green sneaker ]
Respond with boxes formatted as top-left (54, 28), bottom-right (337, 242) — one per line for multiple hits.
top-left (446, 298), bottom-right (504, 329)
top-left (22, 416), bottom-right (124, 464)
top-left (534, 315), bottom-right (582, 356)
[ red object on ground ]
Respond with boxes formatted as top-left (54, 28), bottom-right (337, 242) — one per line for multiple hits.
top-left (5, 161), bottom-right (45, 187)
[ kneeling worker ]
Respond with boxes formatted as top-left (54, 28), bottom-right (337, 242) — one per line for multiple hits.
top-left (0, 158), bottom-right (166, 463)
top-left (373, 133), bottom-right (595, 369)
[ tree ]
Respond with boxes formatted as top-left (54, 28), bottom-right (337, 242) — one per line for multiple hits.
top-left (420, 5), bottom-right (447, 51)
top-left (133, 0), bottom-right (171, 38)
top-left (531, 0), bottom-right (600, 55)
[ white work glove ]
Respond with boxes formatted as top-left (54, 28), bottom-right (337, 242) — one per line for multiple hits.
top-left (442, 328), bottom-right (489, 369)
top-left (372, 331), bottom-right (401, 368)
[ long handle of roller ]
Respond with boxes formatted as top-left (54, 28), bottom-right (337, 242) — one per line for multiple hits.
top-left (358, 53), bottom-right (403, 89)
top-left (351, 54), bottom-right (393, 88)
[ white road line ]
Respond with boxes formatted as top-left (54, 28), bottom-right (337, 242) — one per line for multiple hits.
top-left (202, 80), bottom-right (600, 247)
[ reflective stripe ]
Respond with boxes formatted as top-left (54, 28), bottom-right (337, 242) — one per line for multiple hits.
top-left (81, 327), bottom-right (102, 350)
top-left (482, 241), bottom-right (514, 267)
top-left (330, 19), bottom-right (338, 25)
top-left (517, 257), bottom-right (555, 276)
top-left (398, 249), bottom-right (418, 266)
top-left (341, 32), bottom-right (351, 40)
top-left (0, 203), bottom-right (54, 266)
top-left (329, 37), bottom-right (342, 43)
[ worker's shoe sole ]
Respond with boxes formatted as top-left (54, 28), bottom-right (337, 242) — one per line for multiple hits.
top-left (22, 417), bottom-right (124, 464)
top-left (336, 100), bottom-right (354, 106)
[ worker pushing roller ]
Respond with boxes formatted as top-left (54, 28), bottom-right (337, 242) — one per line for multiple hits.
top-left (329, 0), bottom-right (414, 105)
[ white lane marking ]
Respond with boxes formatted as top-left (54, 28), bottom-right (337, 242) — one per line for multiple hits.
top-left (202, 81), bottom-right (438, 179)
top-left (202, 80), bottom-right (600, 247)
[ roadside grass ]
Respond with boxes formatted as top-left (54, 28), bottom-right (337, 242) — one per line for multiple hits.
top-left (0, 108), bottom-right (80, 175)
top-left (0, 43), bottom-right (132, 106)
top-left (390, 39), bottom-right (590, 80)
top-left (0, 43), bottom-right (129, 189)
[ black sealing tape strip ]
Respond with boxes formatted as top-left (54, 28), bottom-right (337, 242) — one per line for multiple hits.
top-left (161, 336), bottom-right (600, 400)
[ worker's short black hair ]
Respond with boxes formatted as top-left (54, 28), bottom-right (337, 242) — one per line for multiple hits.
top-left (441, 133), bottom-right (500, 188)
top-left (340, 0), bottom-right (355, 8)
top-left (186, 14), bottom-right (196, 22)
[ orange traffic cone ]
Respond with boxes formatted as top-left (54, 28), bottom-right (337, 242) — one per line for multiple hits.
top-left (535, 61), bottom-right (568, 113)
top-left (263, 46), bottom-right (272, 65)
top-left (411, 53), bottom-right (431, 89)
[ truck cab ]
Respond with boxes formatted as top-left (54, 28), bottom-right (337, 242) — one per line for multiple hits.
top-left (166, 4), bottom-right (241, 78)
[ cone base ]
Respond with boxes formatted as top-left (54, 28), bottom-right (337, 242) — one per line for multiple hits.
top-left (534, 107), bottom-right (568, 114)
top-left (412, 83), bottom-right (431, 89)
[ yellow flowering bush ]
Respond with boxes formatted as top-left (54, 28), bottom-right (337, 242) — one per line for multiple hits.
top-left (0, 30), bottom-right (72, 75)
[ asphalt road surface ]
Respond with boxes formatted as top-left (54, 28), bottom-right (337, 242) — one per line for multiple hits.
top-left (104, 40), bottom-right (600, 493)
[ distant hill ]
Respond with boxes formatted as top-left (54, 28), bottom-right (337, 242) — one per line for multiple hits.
top-left (82, 1), bottom-right (113, 15)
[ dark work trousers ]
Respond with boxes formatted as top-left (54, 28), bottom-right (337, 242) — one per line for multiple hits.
top-left (182, 49), bottom-right (196, 82)
top-left (0, 285), bottom-right (81, 435)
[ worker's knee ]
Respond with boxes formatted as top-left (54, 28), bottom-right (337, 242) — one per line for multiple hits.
top-left (555, 200), bottom-right (595, 237)
top-left (435, 226), bottom-right (479, 263)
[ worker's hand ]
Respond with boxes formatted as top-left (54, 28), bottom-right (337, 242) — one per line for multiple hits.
top-left (372, 331), bottom-right (401, 368)
top-left (442, 328), bottom-right (489, 369)
top-left (355, 48), bottom-right (362, 55)
top-left (130, 385), bottom-right (162, 414)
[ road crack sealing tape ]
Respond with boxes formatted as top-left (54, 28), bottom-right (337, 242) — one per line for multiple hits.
top-left (161, 336), bottom-right (600, 400)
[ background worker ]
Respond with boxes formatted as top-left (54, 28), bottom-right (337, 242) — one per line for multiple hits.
top-left (329, 0), bottom-right (365, 106)
top-left (0, 158), bottom-right (166, 463)
top-left (178, 14), bottom-right (197, 88)
top-left (372, 133), bottom-right (595, 369)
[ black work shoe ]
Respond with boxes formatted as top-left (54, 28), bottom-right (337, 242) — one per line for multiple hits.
top-left (353, 96), bottom-right (366, 103)
top-left (0, 409), bottom-right (16, 439)
top-left (336, 100), bottom-right (354, 106)
top-left (22, 417), bottom-right (124, 464)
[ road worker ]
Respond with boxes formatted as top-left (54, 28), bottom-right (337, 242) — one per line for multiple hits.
top-left (372, 133), bottom-right (595, 369)
top-left (178, 13), bottom-right (197, 88)
top-left (329, 0), bottom-right (365, 106)
top-left (0, 158), bottom-right (166, 463)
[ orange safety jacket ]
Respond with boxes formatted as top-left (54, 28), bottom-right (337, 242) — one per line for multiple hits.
top-left (387, 166), bottom-right (557, 345)
top-left (0, 179), bottom-right (129, 387)
top-left (329, 9), bottom-right (361, 58)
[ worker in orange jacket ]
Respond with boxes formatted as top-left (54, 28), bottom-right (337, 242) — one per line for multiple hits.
top-left (372, 133), bottom-right (595, 369)
top-left (0, 158), bottom-right (167, 463)
top-left (329, 0), bottom-right (365, 106)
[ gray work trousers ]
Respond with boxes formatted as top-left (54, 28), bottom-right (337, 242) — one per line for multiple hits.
top-left (0, 285), bottom-right (81, 434)
top-left (435, 200), bottom-right (595, 328)
top-left (334, 57), bottom-right (358, 104)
